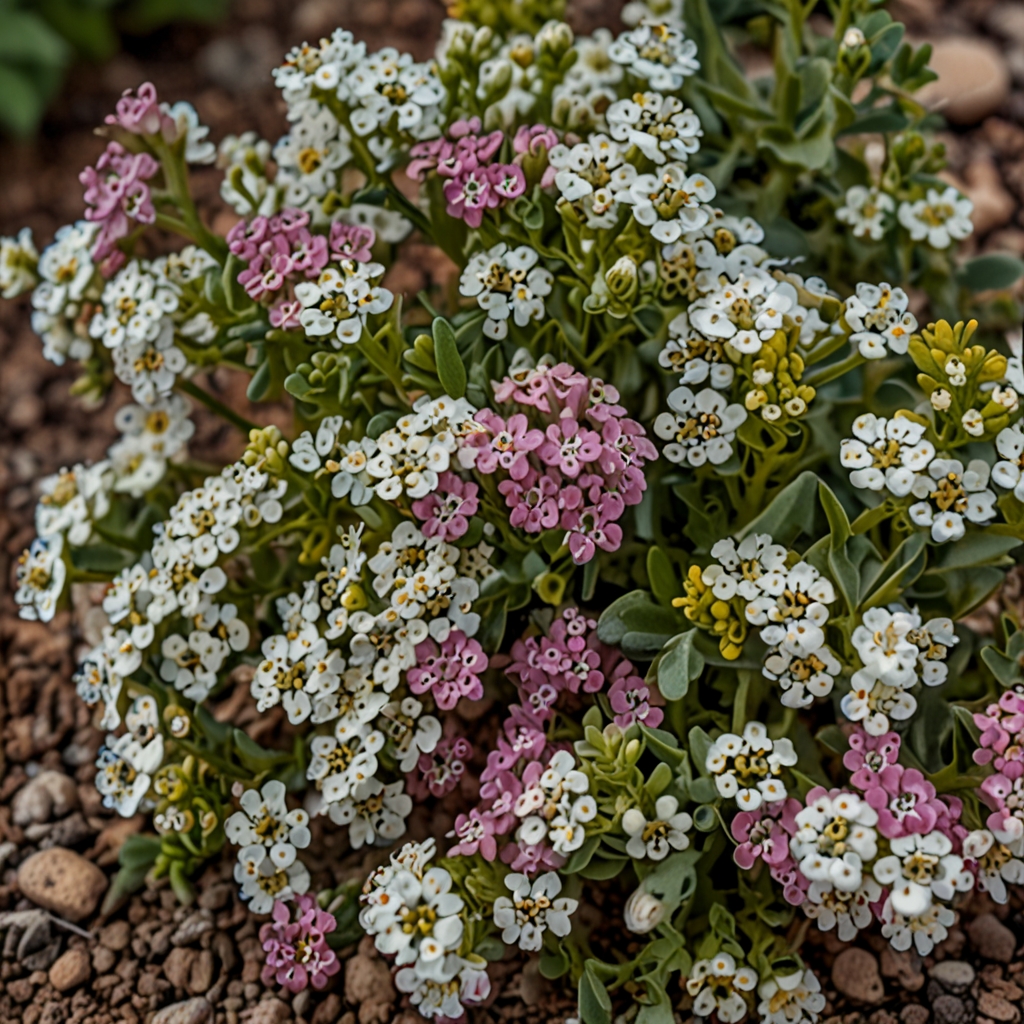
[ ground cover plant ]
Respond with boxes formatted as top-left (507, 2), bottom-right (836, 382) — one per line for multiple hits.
top-left (3, 0), bottom-right (1024, 1021)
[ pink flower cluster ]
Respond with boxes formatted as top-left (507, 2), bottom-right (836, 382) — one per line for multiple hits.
top-left (447, 608), bottom-right (659, 874)
top-left (260, 895), bottom-right (340, 994)
top-left (731, 797), bottom-right (806, 902)
top-left (80, 142), bottom-right (160, 275)
top-left (408, 118), bottom-right (526, 228)
top-left (844, 728), bottom-right (961, 840)
top-left (408, 629), bottom-right (487, 710)
top-left (468, 363), bottom-right (657, 564)
top-left (506, 607), bottom-right (662, 729)
top-left (974, 691), bottom-right (1024, 848)
top-left (407, 735), bottom-right (473, 801)
top-left (512, 125), bottom-right (558, 187)
top-left (411, 472), bottom-right (480, 541)
top-left (974, 690), bottom-right (1024, 776)
top-left (227, 214), bottom-right (373, 328)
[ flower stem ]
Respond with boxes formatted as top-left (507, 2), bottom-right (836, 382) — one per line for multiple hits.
top-left (177, 378), bottom-right (258, 434)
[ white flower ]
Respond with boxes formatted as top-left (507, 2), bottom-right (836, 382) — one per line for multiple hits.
top-left (791, 791), bottom-right (878, 893)
top-left (879, 895), bottom-right (955, 956)
top-left (159, 603), bottom-right (250, 701)
top-left (218, 132), bottom-right (278, 216)
top-left (296, 261), bottom-right (393, 347)
top-left (1006, 328), bottom-right (1024, 394)
top-left (963, 829), bottom-right (1024, 904)
top-left (308, 724), bottom-right (385, 811)
top-left (493, 872), bottom-right (577, 952)
top-left (908, 457), bottom-right (997, 543)
top-left (961, 408), bottom-right (984, 437)
top-left (802, 875), bottom-right (883, 941)
top-left (549, 135), bottom-right (635, 228)
top-left (763, 645), bottom-right (841, 708)
top-left (607, 23), bottom-right (699, 90)
top-left (0, 227), bottom-right (38, 297)
top-left (841, 673), bottom-right (917, 735)
top-left (706, 533), bottom-right (788, 601)
top-left (705, 721), bottom-right (797, 810)
top-left (747, 560), bottom-right (836, 635)
top-left (686, 954), bottom-right (758, 1023)
top-left (162, 101), bottom-right (216, 163)
top-left (74, 644), bottom-right (123, 730)
top-left (459, 243), bottom-right (552, 341)
top-left (993, 422), bottom-right (1024, 502)
top-left (654, 385), bottom-right (746, 467)
top-left (109, 394), bottom-right (194, 496)
top-left (95, 696), bottom-right (164, 817)
top-left (852, 607), bottom-right (922, 688)
top-left (31, 221), bottom-right (98, 364)
top-left (274, 106), bottom-right (352, 204)
top-left (844, 281), bottom-right (917, 358)
top-left (840, 412), bottom-right (934, 495)
top-left (330, 778), bottom-right (412, 848)
top-left (622, 795), bottom-right (692, 859)
top-left (757, 969), bottom-right (826, 1024)
top-left (395, 956), bottom-right (488, 1018)
top-left (35, 461), bottom-right (112, 544)
top-left (251, 625), bottom-right (346, 724)
top-left (14, 535), bottom-right (66, 623)
top-left (623, 888), bottom-right (665, 933)
top-left (872, 831), bottom-right (973, 917)
top-left (659, 311), bottom-right (734, 389)
top-left (619, 164), bottom-right (715, 242)
top-left (607, 91), bottom-right (702, 166)
top-left (898, 187), bottom-right (974, 249)
top-left (235, 845), bottom-right (310, 915)
top-left (836, 186), bottom-right (894, 241)
top-left (225, 780), bottom-right (311, 873)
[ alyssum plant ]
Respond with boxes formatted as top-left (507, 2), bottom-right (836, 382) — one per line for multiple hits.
top-left (4, 0), bottom-right (1024, 1021)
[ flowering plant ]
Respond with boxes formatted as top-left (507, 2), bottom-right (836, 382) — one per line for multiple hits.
top-left (5, 0), bottom-right (1024, 1022)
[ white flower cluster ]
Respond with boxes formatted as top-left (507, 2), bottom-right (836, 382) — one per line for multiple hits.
top-left (607, 22), bottom-right (699, 91)
top-left (290, 397), bottom-right (484, 504)
top-left (791, 791), bottom-right (879, 902)
top-left (873, 831), bottom-right (973, 919)
top-left (360, 839), bottom-right (490, 1019)
top-left (841, 606), bottom-right (958, 735)
top-left (30, 221), bottom-right (100, 365)
top-left (705, 721), bottom-right (797, 810)
top-left (296, 259), bottom-right (394, 347)
top-left (0, 227), bottom-right (38, 298)
top-left (622, 795), bottom-right (692, 859)
top-left (513, 750), bottom-right (598, 856)
top-left (757, 969), bottom-right (826, 1024)
top-left (837, 185), bottom-right (894, 242)
top-left (95, 695), bottom-right (164, 818)
top-left (844, 282), bottom-right (917, 360)
top-left (227, 780), bottom-right (312, 913)
top-left (841, 413), bottom-right (996, 542)
top-left (459, 244), bottom-right (553, 342)
top-left (108, 394), bottom-right (195, 496)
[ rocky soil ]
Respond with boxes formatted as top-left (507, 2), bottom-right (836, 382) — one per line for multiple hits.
top-left (1, 0), bottom-right (1023, 1022)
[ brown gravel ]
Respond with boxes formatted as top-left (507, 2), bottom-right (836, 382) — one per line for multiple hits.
top-left (0, 0), bottom-right (1023, 1022)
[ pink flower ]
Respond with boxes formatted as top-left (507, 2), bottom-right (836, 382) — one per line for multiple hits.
top-left (260, 895), bottom-right (340, 994)
top-left (479, 769), bottom-right (523, 835)
top-left (408, 630), bottom-right (487, 710)
top-left (607, 662), bottom-right (663, 728)
top-left (106, 82), bottom-right (174, 137)
top-left (447, 808), bottom-right (499, 860)
top-left (500, 839), bottom-right (565, 876)
top-left (329, 222), bottom-right (375, 263)
top-left (731, 798), bottom-right (801, 870)
top-left (974, 690), bottom-right (1024, 779)
top-left (844, 727), bottom-right (901, 790)
top-left (270, 297), bottom-right (303, 330)
top-left (228, 208), bottom-right (328, 303)
top-left (80, 142), bottom-right (160, 271)
top-left (563, 497), bottom-right (625, 564)
top-left (471, 410), bottom-right (544, 479)
top-left (862, 765), bottom-right (948, 839)
top-left (408, 735), bottom-right (473, 801)
top-left (411, 473), bottom-right (480, 541)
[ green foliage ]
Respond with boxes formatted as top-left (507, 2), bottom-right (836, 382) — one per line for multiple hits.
top-left (0, 0), bottom-right (228, 136)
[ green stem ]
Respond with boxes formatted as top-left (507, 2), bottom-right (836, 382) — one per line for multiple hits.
top-left (177, 378), bottom-right (258, 434)
top-left (358, 330), bottom-right (408, 403)
top-left (804, 350), bottom-right (865, 388)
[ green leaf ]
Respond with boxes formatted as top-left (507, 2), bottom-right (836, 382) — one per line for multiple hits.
top-left (860, 532), bottom-right (927, 610)
top-left (222, 253), bottom-right (250, 313)
top-left (246, 360), bottom-right (272, 402)
top-left (432, 316), bottom-right (466, 399)
top-left (598, 590), bottom-right (678, 645)
top-left (646, 545), bottom-right (678, 607)
top-left (640, 724), bottom-right (686, 767)
top-left (231, 729), bottom-right (291, 772)
top-left (580, 963), bottom-right (612, 1024)
top-left (563, 834), bottom-right (601, 874)
top-left (366, 409), bottom-right (401, 438)
top-left (0, 64), bottom-right (51, 136)
top-left (688, 726), bottom-right (713, 774)
top-left (540, 948), bottom-right (570, 979)
top-left (956, 254), bottom-right (1024, 292)
top-left (738, 471), bottom-right (819, 545)
top-left (579, 855), bottom-right (629, 881)
top-left (655, 630), bottom-right (704, 700)
top-left (71, 542), bottom-right (133, 574)
top-left (837, 106), bottom-right (908, 136)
